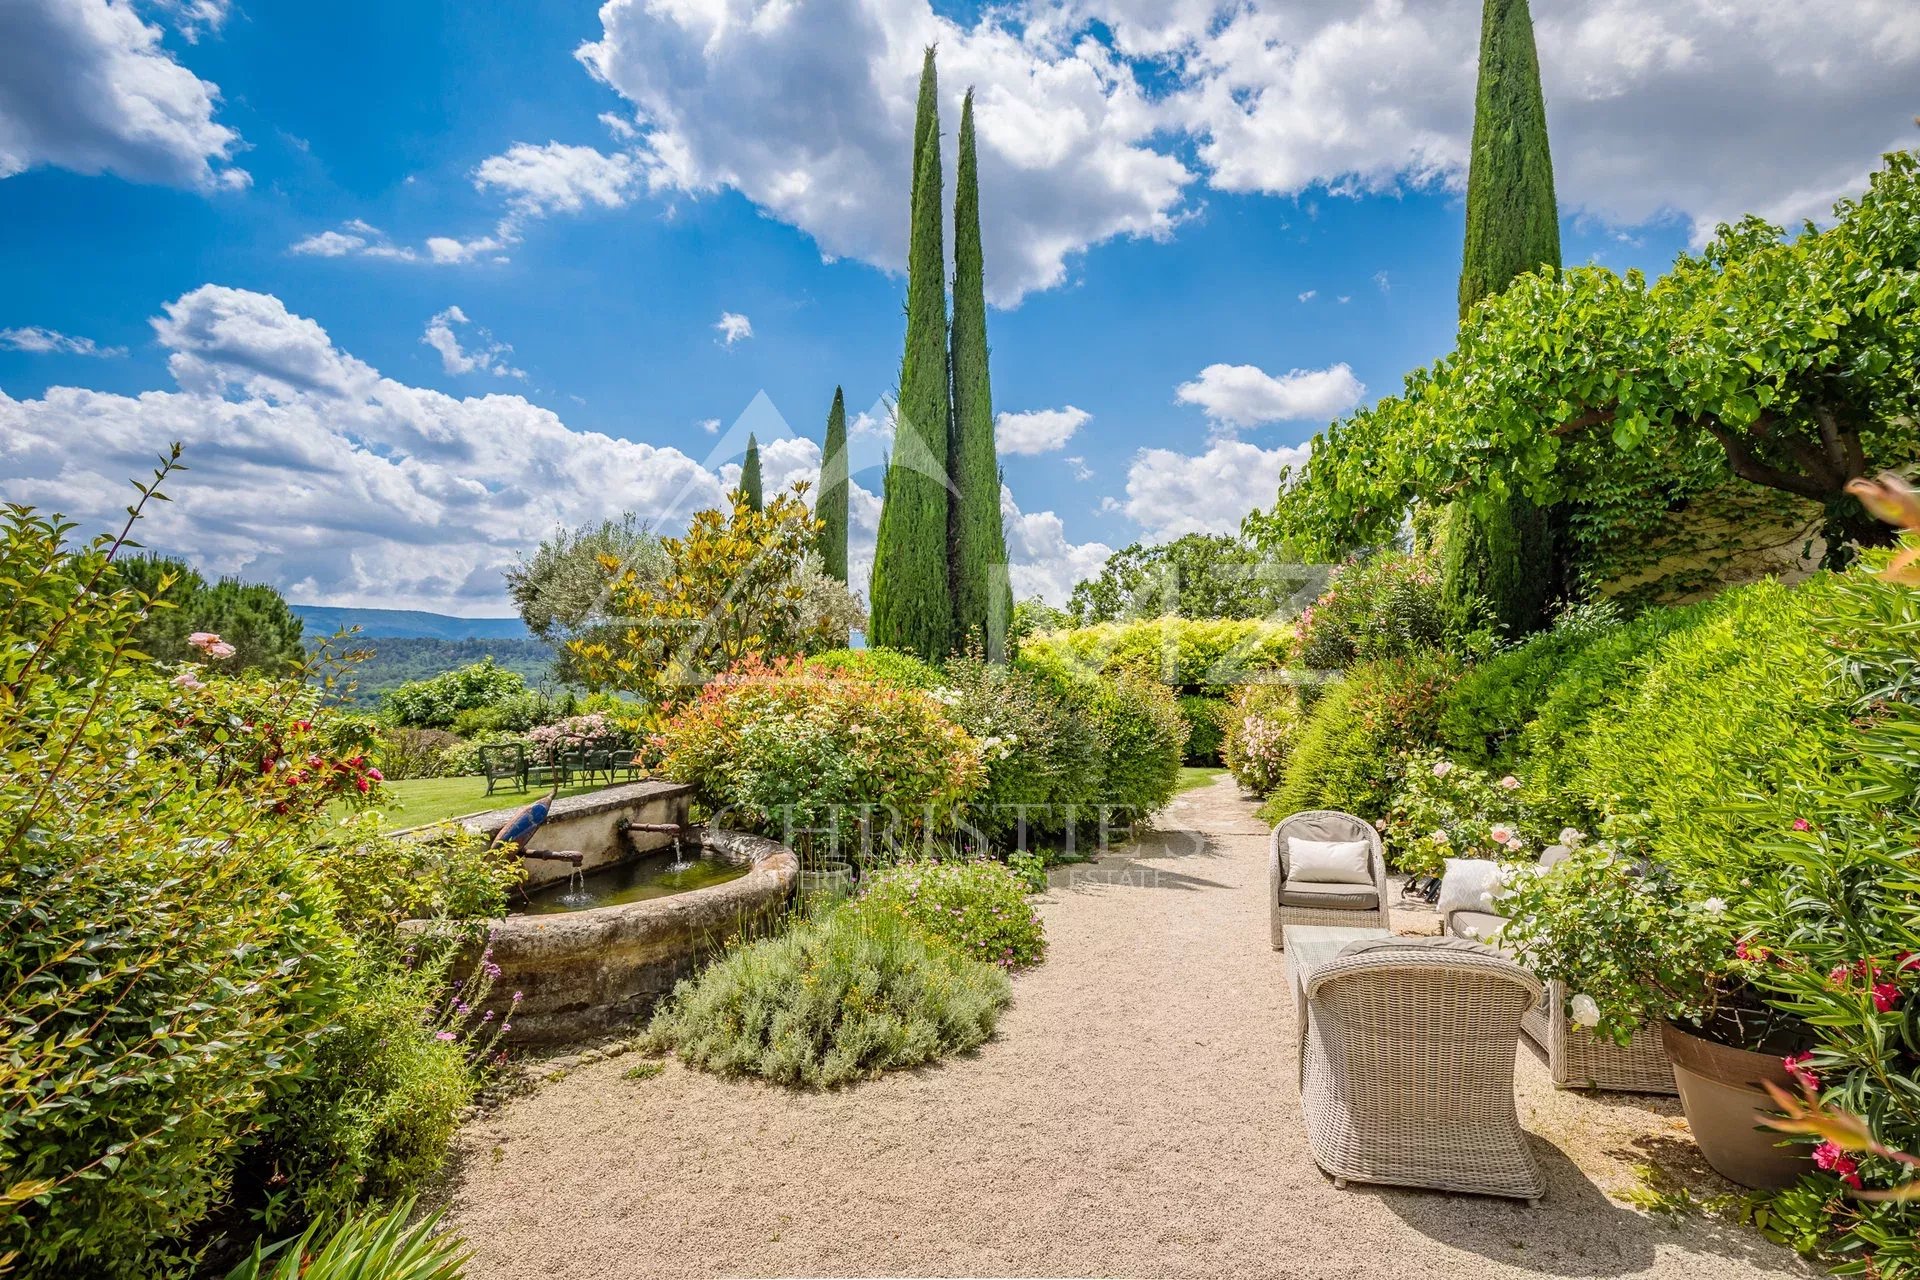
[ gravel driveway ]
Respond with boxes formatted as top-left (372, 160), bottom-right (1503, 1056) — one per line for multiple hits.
top-left (441, 774), bottom-right (1813, 1279)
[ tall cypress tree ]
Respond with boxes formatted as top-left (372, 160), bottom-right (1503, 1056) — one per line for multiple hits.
top-left (947, 90), bottom-right (1013, 660)
top-left (817, 386), bottom-right (849, 583)
top-left (740, 433), bottom-right (764, 512)
top-left (869, 47), bottom-right (953, 662)
top-left (1442, 0), bottom-right (1561, 638)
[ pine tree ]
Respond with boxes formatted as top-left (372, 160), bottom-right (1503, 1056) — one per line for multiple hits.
top-left (740, 433), bottom-right (764, 512)
top-left (817, 386), bottom-right (850, 583)
top-left (947, 90), bottom-right (1013, 660)
top-left (1443, 0), bottom-right (1562, 638)
top-left (868, 46), bottom-right (953, 662)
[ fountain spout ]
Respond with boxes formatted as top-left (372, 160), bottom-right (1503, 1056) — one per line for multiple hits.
top-left (519, 849), bottom-right (585, 865)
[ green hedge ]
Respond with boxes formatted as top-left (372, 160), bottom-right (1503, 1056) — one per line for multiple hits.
top-left (1018, 616), bottom-right (1292, 695)
top-left (1177, 694), bottom-right (1228, 764)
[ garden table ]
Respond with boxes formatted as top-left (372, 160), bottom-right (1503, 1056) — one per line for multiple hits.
top-left (1285, 923), bottom-right (1393, 1066)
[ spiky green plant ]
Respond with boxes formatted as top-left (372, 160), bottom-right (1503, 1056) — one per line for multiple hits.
top-left (869, 46), bottom-right (953, 662)
top-left (222, 1199), bottom-right (468, 1280)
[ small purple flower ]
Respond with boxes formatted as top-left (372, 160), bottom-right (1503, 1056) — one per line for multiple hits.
top-left (436, 1030), bottom-right (457, 1041)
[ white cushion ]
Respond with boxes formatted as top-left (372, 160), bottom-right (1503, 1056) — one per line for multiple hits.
top-left (1436, 858), bottom-right (1504, 919)
top-left (1287, 836), bottom-right (1372, 885)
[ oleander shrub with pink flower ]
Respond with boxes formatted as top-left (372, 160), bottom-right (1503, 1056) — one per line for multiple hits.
top-left (1222, 680), bottom-right (1304, 794)
top-left (1294, 551), bottom-right (1461, 671)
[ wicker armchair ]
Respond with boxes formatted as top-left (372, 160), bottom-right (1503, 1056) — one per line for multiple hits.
top-left (1269, 811), bottom-right (1391, 949)
top-left (1443, 854), bottom-right (1676, 1095)
top-left (1300, 936), bottom-right (1546, 1202)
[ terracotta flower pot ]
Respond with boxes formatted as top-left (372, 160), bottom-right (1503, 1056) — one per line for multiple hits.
top-left (1660, 1020), bottom-right (1812, 1190)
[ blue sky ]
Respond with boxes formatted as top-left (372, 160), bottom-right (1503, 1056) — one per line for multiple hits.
top-left (2, 0), bottom-right (1914, 611)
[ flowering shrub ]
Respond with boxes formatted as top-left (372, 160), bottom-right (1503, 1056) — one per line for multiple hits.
top-left (1295, 552), bottom-right (1458, 671)
top-left (641, 904), bottom-right (1011, 1087)
top-left (851, 860), bottom-right (1046, 968)
top-left (0, 469), bottom-right (513, 1274)
top-left (527, 710), bottom-right (629, 763)
top-left (1384, 751), bottom-right (1557, 876)
top-left (1222, 680), bottom-right (1302, 794)
top-left (649, 657), bottom-right (985, 858)
top-left (934, 654), bottom-right (1097, 843)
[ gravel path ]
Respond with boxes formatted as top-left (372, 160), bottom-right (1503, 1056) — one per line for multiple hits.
top-left (442, 775), bottom-right (1812, 1279)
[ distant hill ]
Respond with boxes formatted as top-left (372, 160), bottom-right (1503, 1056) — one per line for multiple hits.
top-left (292, 605), bottom-right (531, 641)
top-left (325, 636), bottom-right (556, 704)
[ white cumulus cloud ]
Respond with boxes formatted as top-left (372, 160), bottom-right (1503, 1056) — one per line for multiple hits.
top-left (576, 0), bottom-right (1192, 304)
top-left (1175, 362), bottom-right (1364, 430)
top-left (714, 312), bottom-right (753, 346)
top-left (1123, 438), bottom-right (1309, 540)
top-left (1001, 485), bottom-right (1113, 604)
top-left (0, 285), bottom-right (730, 611)
top-left (996, 405), bottom-right (1089, 455)
top-left (0, 0), bottom-right (245, 190)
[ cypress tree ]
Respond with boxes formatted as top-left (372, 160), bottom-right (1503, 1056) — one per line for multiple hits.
top-left (817, 386), bottom-right (849, 583)
top-left (740, 433), bottom-right (764, 511)
top-left (947, 90), bottom-right (1013, 660)
top-left (869, 47), bottom-right (953, 662)
top-left (1442, 0), bottom-right (1562, 638)
top-left (1458, 0), bottom-right (1560, 318)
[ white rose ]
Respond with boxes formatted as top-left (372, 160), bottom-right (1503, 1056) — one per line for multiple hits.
top-left (1430, 830), bottom-right (1450, 845)
top-left (1700, 896), bottom-right (1728, 916)
top-left (1498, 775), bottom-right (1521, 791)
top-left (1489, 824), bottom-right (1514, 845)
top-left (1569, 994), bottom-right (1601, 1028)
top-left (1432, 760), bottom-right (1454, 778)
top-left (1559, 827), bottom-right (1586, 847)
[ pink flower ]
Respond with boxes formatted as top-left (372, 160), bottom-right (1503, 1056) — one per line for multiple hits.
top-left (205, 641), bottom-right (236, 660)
top-left (1489, 824), bottom-right (1514, 845)
top-left (1498, 775), bottom-right (1521, 791)
top-left (366, 767), bottom-right (384, 782)
top-left (435, 1030), bottom-right (457, 1041)
top-left (1783, 1052), bottom-right (1819, 1092)
top-left (187, 631), bottom-right (219, 650)
top-left (1792, 818), bottom-right (1812, 832)
top-left (1431, 760), bottom-right (1454, 779)
top-left (1872, 982), bottom-right (1902, 1013)
top-left (1813, 1142), bottom-right (1863, 1188)
top-left (171, 671), bottom-right (204, 690)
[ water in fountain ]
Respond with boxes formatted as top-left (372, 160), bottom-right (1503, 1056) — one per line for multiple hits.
top-left (554, 865), bottom-right (597, 909)
top-left (665, 833), bottom-right (695, 873)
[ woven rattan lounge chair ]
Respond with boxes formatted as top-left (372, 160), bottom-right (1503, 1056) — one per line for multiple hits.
top-left (1299, 936), bottom-right (1546, 1202)
top-left (1444, 849), bottom-right (1675, 1095)
top-left (1269, 810), bottom-right (1391, 948)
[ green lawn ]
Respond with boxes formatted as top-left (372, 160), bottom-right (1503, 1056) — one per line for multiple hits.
top-left (1177, 765), bottom-right (1227, 793)
top-left (356, 775), bottom-right (608, 829)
